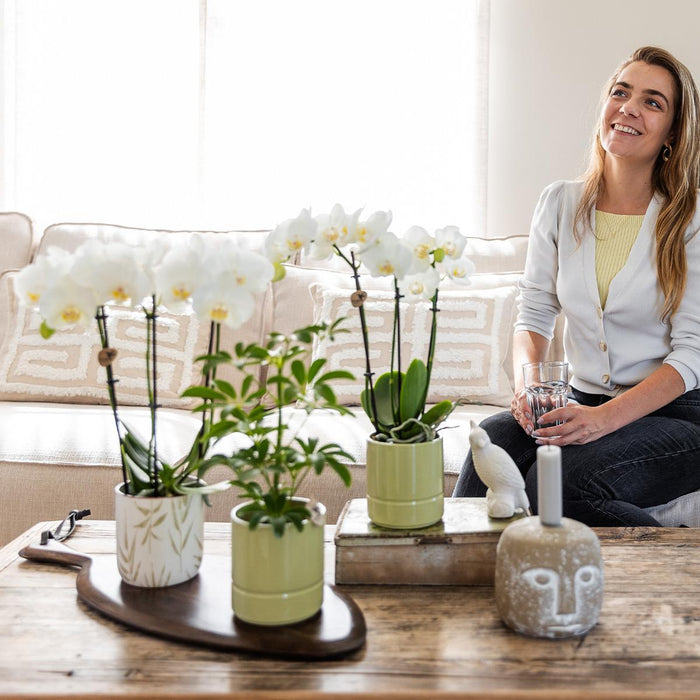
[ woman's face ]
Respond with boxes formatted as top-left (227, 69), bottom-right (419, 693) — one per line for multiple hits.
top-left (599, 61), bottom-right (676, 168)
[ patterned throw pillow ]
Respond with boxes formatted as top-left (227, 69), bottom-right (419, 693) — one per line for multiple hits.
top-left (0, 273), bottom-right (212, 408)
top-left (309, 283), bottom-right (518, 407)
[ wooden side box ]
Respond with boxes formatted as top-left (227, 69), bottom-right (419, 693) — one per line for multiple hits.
top-left (334, 498), bottom-right (526, 586)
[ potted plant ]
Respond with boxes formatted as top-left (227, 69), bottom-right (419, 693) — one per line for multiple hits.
top-left (185, 320), bottom-right (354, 625)
top-left (14, 233), bottom-right (273, 586)
top-left (266, 204), bottom-right (474, 529)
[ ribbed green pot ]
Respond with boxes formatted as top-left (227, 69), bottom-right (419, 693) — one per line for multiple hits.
top-left (366, 436), bottom-right (444, 529)
top-left (231, 499), bottom-right (325, 626)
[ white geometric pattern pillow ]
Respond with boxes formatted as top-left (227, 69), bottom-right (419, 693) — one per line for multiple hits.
top-left (0, 273), bottom-right (211, 408)
top-left (309, 283), bottom-right (518, 407)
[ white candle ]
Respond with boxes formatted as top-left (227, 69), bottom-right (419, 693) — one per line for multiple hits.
top-left (537, 444), bottom-right (562, 526)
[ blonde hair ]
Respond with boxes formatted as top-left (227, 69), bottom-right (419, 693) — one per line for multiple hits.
top-left (574, 46), bottom-right (700, 320)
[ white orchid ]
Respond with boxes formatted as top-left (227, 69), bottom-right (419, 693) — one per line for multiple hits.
top-left (38, 276), bottom-right (96, 330)
top-left (265, 204), bottom-right (474, 443)
top-left (402, 225), bottom-right (435, 274)
top-left (359, 231), bottom-right (414, 280)
top-left (207, 239), bottom-right (274, 296)
top-left (310, 204), bottom-right (361, 259)
top-left (192, 275), bottom-right (256, 329)
top-left (265, 208), bottom-right (317, 265)
top-left (71, 240), bottom-right (151, 307)
top-left (156, 236), bottom-right (206, 312)
top-left (440, 255), bottom-right (475, 284)
top-left (435, 225), bottom-right (467, 259)
top-left (14, 247), bottom-right (71, 307)
top-left (400, 267), bottom-right (441, 302)
top-left (355, 209), bottom-right (393, 249)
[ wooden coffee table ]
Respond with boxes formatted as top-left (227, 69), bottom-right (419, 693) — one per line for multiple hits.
top-left (2, 519), bottom-right (700, 699)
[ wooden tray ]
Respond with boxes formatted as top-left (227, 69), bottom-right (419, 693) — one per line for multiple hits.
top-left (19, 537), bottom-right (366, 659)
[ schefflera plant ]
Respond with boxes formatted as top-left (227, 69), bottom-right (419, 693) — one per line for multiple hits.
top-left (185, 320), bottom-right (355, 536)
top-left (14, 233), bottom-right (274, 498)
top-left (265, 205), bottom-right (475, 444)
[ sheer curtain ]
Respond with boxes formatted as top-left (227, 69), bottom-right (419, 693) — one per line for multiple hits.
top-left (0, 0), bottom-right (489, 236)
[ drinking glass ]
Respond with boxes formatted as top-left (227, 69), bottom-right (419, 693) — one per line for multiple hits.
top-left (523, 361), bottom-right (569, 429)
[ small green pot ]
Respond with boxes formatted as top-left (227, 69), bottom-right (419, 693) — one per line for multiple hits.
top-left (231, 499), bottom-right (325, 626)
top-left (366, 436), bottom-right (444, 529)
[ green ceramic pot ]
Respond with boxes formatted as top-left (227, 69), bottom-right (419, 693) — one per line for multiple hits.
top-left (231, 499), bottom-right (326, 626)
top-left (366, 436), bottom-right (444, 529)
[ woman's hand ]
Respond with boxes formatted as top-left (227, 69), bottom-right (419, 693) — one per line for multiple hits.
top-left (510, 388), bottom-right (535, 435)
top-left (532, 403), bottom-right (614, 446)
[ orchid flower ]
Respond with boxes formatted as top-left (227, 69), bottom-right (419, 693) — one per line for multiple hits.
top-left (355, 209), bottom-right (393, 249)
top-left (156, 236), bottom-right (206, 313)
top-left (402, 225), bottom-right (435, 274)
top-left (38, 276), bottom-right (96, 330)
top-left (439, 255), bottom-right (476, 284)
top-left (310, 204), bottom-right (361, 259)
top-left (400, 267), bottom-right (441, 302)
top-left (71, 240), bottom-right (151, 307)
top-left (192, 275), bottom-right (256, 329)
top-left (264, 208), bottom-right (317, 265)
top-left (208, 239), bottom-right (274, 296)
top-left (435, 225), bottom-right (467, 259)
top-left (14, 247), bottom-right (71, 307)
top-left (358, 231), bottom-right (413, 280)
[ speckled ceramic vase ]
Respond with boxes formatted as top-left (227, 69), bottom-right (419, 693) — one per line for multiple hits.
top-left (366, 436), bottom-right (444, 529)
top-left (115, 483), bottom-right (205, 588)
top-left (494, 445), bottom-right (604, 638)
top-left (231, 499), bottom-right (326, 626)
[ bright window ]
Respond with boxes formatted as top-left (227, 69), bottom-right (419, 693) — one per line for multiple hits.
top-left (1, 0), bottom-right (488, 236)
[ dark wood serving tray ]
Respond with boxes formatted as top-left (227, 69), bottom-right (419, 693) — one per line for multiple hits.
top-left (19, 538), bottom-right (366, 659)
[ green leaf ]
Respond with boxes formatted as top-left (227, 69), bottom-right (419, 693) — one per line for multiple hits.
top-left (213, 378), bottom-right (237, 399)
top-left (317, 370), bottom-right (355, 382)
top-left (399, 359), bottom-right (427, 421)
top-left (291, 359), bottom-right (306, 385)
top-left (422, 399), bottom-right (455, 428)
top-left (370, 371), bottom-right (401, 426)
top-left (181, 386), bottom-right (224, 401)
top-left (306, 357), bottom-right (326, 384)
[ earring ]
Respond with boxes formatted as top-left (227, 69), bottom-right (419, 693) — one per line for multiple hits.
top-left (662, 144), bottom-right (673, 162)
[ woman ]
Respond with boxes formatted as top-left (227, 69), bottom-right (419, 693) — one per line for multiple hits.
top-left (453, 46), bottom-right (700, 526)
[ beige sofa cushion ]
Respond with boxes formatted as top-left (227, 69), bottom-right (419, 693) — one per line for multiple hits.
top-left (0, 272), bottom-right (212, 408)
top-left (309, 283), bottom-right (517, 407)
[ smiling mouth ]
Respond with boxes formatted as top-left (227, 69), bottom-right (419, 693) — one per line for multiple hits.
top-left (613, 123), bottom-right (642, 136)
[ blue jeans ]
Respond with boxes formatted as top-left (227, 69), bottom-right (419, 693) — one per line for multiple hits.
top-left (452, 388), bottom-right (700, 526)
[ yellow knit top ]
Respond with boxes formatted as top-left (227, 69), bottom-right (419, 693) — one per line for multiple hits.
top-left (595, 210), bottom-right (645, 308)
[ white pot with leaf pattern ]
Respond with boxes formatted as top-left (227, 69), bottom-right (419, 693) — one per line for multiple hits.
top-left (115, 483), bottom-right (205, 587)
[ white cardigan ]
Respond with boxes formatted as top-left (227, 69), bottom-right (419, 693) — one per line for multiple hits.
top-left (515, 180), bottom-right (700, 396)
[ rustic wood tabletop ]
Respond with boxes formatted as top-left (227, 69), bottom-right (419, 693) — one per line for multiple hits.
top-left (2, 519), bottom-right (700, 699)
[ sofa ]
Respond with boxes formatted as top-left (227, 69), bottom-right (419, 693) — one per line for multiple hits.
top-left (0, 212), bottom-right (697, 547)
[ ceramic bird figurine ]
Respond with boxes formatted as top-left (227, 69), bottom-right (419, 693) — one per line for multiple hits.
top-left (469, 420), bottom-right (532, 518)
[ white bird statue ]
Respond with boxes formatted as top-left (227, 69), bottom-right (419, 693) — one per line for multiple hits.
top-left (468, 420), bottom-right (532, 518)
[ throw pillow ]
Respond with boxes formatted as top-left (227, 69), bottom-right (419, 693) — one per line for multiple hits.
top-left (0, 272), bottom-right (211, 408)
top-left (309, 283), bottom-right (518, 407)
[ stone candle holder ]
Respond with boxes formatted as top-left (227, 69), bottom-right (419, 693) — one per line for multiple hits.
top-left (494, 445), bottom-right (604, 638)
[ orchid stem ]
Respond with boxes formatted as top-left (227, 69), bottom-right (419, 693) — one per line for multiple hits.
top-left (95, 306), bottom-right (128, 493)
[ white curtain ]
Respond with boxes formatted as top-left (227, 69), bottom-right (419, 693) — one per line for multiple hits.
top-left (0, 0), bottom-right (489, 237)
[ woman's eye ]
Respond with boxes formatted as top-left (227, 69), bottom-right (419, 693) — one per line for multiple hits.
top-left (612, 88), bottom-right (626, 97)
top-left (647, 99), bottom-right (661, 109)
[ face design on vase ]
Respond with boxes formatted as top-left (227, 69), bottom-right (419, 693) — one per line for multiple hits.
top-left (517, 564), bottom-right (602, 636)
top-left (599, 61), bottom-right (676, 168)
top-left (497, 542), bottom-right (604, 638)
